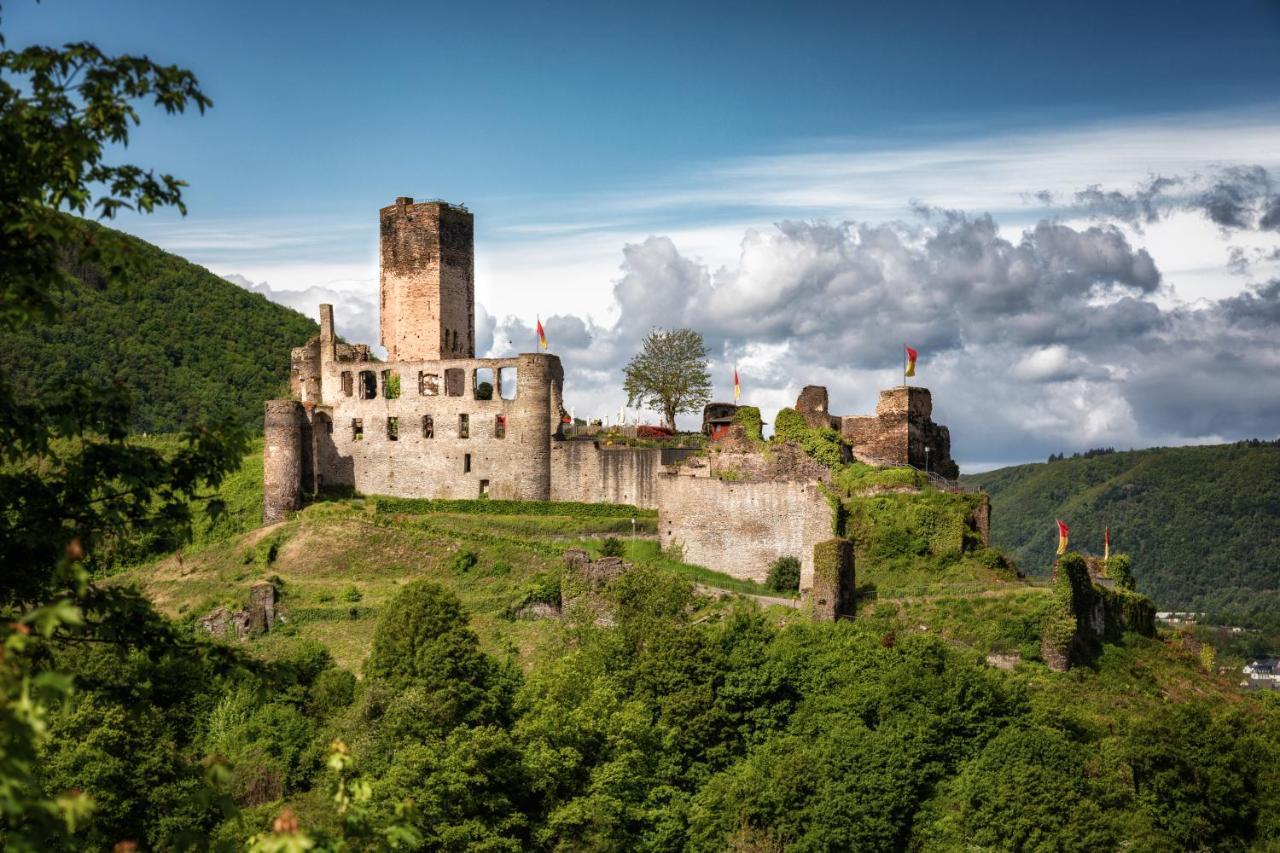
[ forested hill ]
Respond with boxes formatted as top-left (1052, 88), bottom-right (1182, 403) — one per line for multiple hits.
top-left (963, 441), bottom-right (1280, 621)
top-left (0, 218), bottom-right (318, 433)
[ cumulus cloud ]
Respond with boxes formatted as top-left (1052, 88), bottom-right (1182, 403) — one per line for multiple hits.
top-left (483, 207), bottom-right (1279, 467)
top-left (223, 275), bottom-right (382, 355)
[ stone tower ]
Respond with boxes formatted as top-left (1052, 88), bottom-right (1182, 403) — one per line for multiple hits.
top-left (379, 197), bottom-right (475, 361)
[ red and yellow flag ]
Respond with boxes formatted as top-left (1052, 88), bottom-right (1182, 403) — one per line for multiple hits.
top-left (905, 345), bottom-right (918, 378)
top-left (536, 317), bottom-right (548, 351)
top-left (1056, 519), bottom-right (1070, 556)
top-left (733, 367), bottom-right (741, 402)
top-left (1104, 526), bottom-right (1111, 561)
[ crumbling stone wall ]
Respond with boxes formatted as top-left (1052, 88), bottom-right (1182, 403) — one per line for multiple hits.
top-left (550, 442), bottom-right (663, 508)
top-left (197, 581), bottom-right (278, 640)
top-left (657, 472), bottom-right (832, 584)
top-left (309, 346), bottom-right (561, 502)
top-left (795, 385), bottom-right (838, 430)
top-left (709, 442), bottom-right (831, 483)
top-left (379, 197), bottom-right (475, 362)
top-left (264, 400), bottom-right (304, 524)
top-left (836, 387), bottom-right (959, 479)
top-left (1040, 553), bottom-right (1155, 672)
top-left (807, 538), bottom-right (855, 621)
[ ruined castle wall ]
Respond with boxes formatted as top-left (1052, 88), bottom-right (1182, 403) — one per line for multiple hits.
top-left (263, 400), bottom-right (304, 523)
top-left (657, 475), bottom-right (832, 584)
top-left (379, 198), bottom-right (475, 362)
top-left (311, 353), bottom-right (558, 501)
top-left (837, 386), bottom-right (959, 478)
top-left (550, 442), bottom-right (662, 508)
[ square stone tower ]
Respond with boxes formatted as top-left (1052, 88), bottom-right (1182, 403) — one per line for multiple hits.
top-left (379, 197), bottom-right (475, 361)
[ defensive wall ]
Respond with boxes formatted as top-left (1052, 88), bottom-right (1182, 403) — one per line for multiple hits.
top-left (656, 468), bottom-right (833, 585)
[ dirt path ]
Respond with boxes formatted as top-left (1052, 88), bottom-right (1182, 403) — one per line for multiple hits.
top-left (695, 583), bottom-right (800, 609)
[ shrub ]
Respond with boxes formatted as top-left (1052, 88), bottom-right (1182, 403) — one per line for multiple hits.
top-left (766, 555), bottom-right (801, 592)
top-left (364, 581), bottom-right (500, 728)
top-left (341, 584), bottom-right (362, 603)
top-left (450, 549), bottom-right (479, 574)
top-left (307, 668), bottom-right (357, 718)
top-left (600, 536), bottom-right (626, 558)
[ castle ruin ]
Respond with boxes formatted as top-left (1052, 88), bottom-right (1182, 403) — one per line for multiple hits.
top-left (263, 198), bottom-right (973, 601)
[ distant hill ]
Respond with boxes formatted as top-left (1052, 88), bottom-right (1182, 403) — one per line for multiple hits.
top-left (963, 442), bottom-right (1280, 621)
top-left (0, 218), bottom-right (317, 433)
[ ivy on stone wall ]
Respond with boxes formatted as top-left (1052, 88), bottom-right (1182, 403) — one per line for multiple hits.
top-left (771, 407), bottom-right (846, 468)
top-left (733, 406), bottom-right (765, 444)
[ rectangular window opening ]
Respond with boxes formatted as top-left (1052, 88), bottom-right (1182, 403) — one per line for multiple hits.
top-left (422, 415), bottom-right (434, 439)
top-left (463, 453), bottom-right (472, 473)
top-left (444, 367), bottom-right (465, 397)
top-left (458, 413), bottom-right (469, 439)
top-left (498, 366), bottom-right (517, 400)
top-left (352, 418), bottom-right (363, 441)
top-left (341, 371), bottom-right (353, 397)
top-left (382, 369), bottom-right (400, 399)
top-left (358, 370), bottom-right (377, 400)
top-left (495, 414), bottom-right (506, 439)
top-left (387, 416), bottom-right (399, 441)
top-left (474, 367), bottom-right (495, 400)
top-left (479, 479), bottom-right (489, 497)
top-left (419, 371), bottom-right (439, 396)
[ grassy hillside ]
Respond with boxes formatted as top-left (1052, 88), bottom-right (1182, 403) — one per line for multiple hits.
top-left (0, 218), bottom-right (317, 433)
top-left (964, 441), bottom-right (1280, 621)
top-left (104, 489), bottom-right (1278, 849)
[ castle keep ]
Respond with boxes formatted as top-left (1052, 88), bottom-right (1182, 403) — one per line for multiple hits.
top-left (263, 198), bottom-right (974, 603)
top-left (265, 198), bottom-right (565, 518)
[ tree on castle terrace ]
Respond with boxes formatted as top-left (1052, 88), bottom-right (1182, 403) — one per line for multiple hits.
top-left (622, 327), bottom-right (713, 430)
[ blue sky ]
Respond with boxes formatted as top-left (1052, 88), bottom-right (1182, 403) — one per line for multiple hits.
top-left (8, 1), bottom-right (1280, 467)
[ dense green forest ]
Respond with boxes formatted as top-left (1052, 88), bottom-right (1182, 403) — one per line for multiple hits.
top-left (964, 442), bottom-right (1280, 622)
top-left (0, 219), bottom-right (318, 433)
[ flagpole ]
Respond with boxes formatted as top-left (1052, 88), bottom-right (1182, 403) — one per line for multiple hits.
top-left (903, 343), bottom-right (907, 388)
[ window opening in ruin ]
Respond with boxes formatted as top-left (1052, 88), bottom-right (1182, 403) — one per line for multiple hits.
top-left (359, 370), bottom-right (377, 399)
top-left (444, 367), bottom-right (465, 397)
top-left (341, 371), bottom-right (353, 397)
top-left (479, 479), bottom-right (489, 497)
top-left (419, 371), bottom-right (440, 396)
top-left (423, 415), bottom-right (434, 439)
top-left (458, 413), bottom-right (469, 439)
top-left (352, 418), bottom-right (363, 440)
top-left (323, 417), bottom-right (333, 434)
top-left (383, 370), bottom-right (401, 399)
top-left (495, 414), bottom-right (506, 439)
top-left (474, 367), bottom-right (494, 400)
top-left (464, 453), bottom-right (472, 473)
top-left (387, 416), bottom-right (399, 441)
top-left (498, 366), bottom-right (517, 400)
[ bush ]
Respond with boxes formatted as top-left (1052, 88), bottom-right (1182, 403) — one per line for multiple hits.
top-left (600, 536), bottom-right (625, 558)
top-left (307, 668), bottom-right (357, 718)
top-left (364, 581), bottom-right (499, 728)
top-left (341, 584), bottom-right (362, 603)
top-left (450, 549), bottom-right (479, 574)
top-left (766, 555), bottom-right (801, 592)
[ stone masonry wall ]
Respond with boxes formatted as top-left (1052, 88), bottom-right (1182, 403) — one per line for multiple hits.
top-left (657, 473), bottom-right (832, 585)
top-left (379, 198), bottom-right (475, 362)
top-left (838, 386), bottom-right (959, 479)
top-left (550, 442), bottom-right (663, 509)
top-left (310, 352), bottom-right (559, 501)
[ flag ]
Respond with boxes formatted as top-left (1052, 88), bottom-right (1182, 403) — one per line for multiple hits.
top-left (733, 367), bottom-right (741, 402)
top-left (536, 317), bottom-right (548, 351)
top-left (905, 345), bottom-right (918, 378)
top-left (1104, 526), bottom-right (1111, 561)
top-left (1056, 519), bottom-right (1070, 556)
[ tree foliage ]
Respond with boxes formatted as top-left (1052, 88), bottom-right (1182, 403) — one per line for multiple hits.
top-left (0, 14), bottom-right (248, 846)
top-left (622, 328), bottom-right (712, 430)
